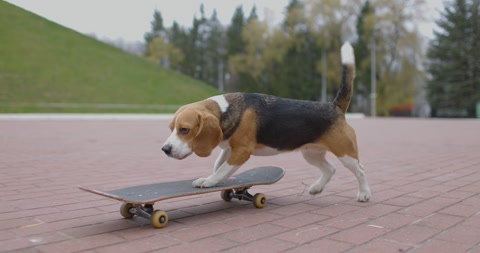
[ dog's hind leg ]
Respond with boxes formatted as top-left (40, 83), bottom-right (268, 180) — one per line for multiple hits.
top-left (320, 121), bottom-right (371, 202)
top-left (302, 149), bottom-right (336, 195)
top-left (338, 156), bottom-right (371, 202)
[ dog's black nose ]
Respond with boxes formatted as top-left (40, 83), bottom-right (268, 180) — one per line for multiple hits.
top-left (162, 145), bottom-right (172, 155)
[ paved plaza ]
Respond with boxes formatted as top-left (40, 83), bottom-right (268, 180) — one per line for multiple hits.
top-left (1, 117), bottom-right (479, 252)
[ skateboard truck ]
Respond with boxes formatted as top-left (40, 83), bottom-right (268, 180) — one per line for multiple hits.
top-left (127, 204), bottom-right (154, 219)
top-left (120, 203), bottom-right (169, 229)
top-left (221, 187), bottom-right (267, 209)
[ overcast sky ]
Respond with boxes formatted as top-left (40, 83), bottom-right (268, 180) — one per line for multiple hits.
top-left (6, 0), bottom-right (444, 43)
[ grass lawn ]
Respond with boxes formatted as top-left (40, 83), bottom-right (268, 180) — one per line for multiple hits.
top-left (0, 1), bottom-right (219, 113)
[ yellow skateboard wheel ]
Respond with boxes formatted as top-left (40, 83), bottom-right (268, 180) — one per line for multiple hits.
top-left (253, 193), bottom-right (266, 208)
top-left (120, 203), bottom-right (135, 219)
top-left (221, 190), bottom-right (233, 202)
top-left (151, 210), bottom-right (169, 228)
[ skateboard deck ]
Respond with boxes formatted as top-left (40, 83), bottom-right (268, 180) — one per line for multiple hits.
top-left (79, 166), bottom-right (284, 228)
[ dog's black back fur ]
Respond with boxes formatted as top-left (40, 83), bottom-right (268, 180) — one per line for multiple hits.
top-left (220, 93), bottom-right (338, 151)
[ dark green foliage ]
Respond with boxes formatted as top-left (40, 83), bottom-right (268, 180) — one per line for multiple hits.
top-left (144, 10), bottom-right (165, 45)
top-left (354, 0), bottom-right (373, 94)
top-left (427, 0), bottom-right (480, 117)
top-left (227, 6), bottom-right (247, 56)
top-left (247, 5), bottom-right (259, 22)
top-left (168, 21), bottom-right (188, 72)
top-left (225, 6), bottom-right (249, 91)
top-left (183, 11), bottom-right (206, 78)
top-left (204, 10), bottom-right (227, 88)
top-left (280, 0), bottom-right (322, 100)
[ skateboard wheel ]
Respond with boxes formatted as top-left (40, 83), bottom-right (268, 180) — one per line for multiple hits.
top-left (221, 190), bottom-right (233, 202)
top-left (120, 203), bottom-right (135, 219)
top-left (151, 210), bottom-right (169, 229)
top-left (253, 193), bottom-right (267, 209)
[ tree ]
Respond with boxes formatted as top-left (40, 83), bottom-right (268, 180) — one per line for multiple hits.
top-left (195, 4), bottom-right (209, 81)
top-left (352, 0), bottom-right (374, 113)
top-left (144, 10), bottom-right (165, 46)
top-left (182, 5), bottom-right (208, 78)
top-left (229, 7), bottom-right (290, 94)
top-left (146, 37), bottom-right (184, 69)
top-left (280, 0), bottom-right (322, 100)
top-left (167, 21), bottom-right (188, 72)
top-left (227, 6), bottom-right (246, 56)
top-left (228, 9), bottom-right (264, 92)
top-left (427, 0), bottom-right (480, 117)
top-left (226, 6), bottom-right (247, 91)
top-left (144, 10), bottom-right (186, 70)
top-left (247, 5), bottom-right (258, 22)
top-left (309, 0), bottom-right (361, 92)
top-left (363, 0), bottom-right (427, 116)
top-left (230, 0), bottom-right (361, 101)
top-left (204, 10), bottom-right (227, 89)
top-left (144, 9), bottom-right (188, 71)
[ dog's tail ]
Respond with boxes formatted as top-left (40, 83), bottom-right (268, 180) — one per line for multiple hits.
top-left (333, 42), bottom-right (356, 113)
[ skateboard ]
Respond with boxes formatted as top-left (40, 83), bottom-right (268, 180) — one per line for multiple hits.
top-left (79, 166), bottom-right (284, 228)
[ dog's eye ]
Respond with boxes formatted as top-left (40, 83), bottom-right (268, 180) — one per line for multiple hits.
top-left (179, 128), bottom-right (190, 135)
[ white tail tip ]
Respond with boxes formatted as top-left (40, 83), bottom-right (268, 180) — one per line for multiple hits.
top-left (341, 42), bottom-right (355, 65)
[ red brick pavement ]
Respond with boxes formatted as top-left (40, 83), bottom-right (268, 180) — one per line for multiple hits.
top-left (1, 117), bottom-right (479, 252)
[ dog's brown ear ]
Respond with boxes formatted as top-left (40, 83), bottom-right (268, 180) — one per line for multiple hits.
top-left (192, 113), bottom-right (223, 157)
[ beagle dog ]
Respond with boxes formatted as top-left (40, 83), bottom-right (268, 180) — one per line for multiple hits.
top-left (162, 42), bottom-right (371, 202)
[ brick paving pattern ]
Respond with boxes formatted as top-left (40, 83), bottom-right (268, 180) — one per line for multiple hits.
top-left (1, 117), bottom-right (479, 252)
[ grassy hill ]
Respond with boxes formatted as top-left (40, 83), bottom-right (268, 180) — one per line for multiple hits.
top-left (0, 1), bottom-right (219, 113)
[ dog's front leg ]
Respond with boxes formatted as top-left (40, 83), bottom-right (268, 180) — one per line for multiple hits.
top-left (213, 147), bottom-right (231, 173)
top-left (192, 161), bottom-right (240, 188)
top-left (192, 146), bottom-right (251, 188)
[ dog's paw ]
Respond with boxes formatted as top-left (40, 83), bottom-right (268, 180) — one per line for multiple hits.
top-left (308, 185), bottom-right (324, 195)
top-left (356, 190), bottom-right (371, 202)
top-left (192, 178), bottom-right (207, 187)
top-left (192, 177), bottom-right (217, 188)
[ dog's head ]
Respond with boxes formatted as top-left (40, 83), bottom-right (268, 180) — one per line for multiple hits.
top-left (162, 105), bottom-right (223, 159)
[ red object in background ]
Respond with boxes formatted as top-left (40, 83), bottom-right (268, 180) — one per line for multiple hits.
top-left (390, 103), bottom-right (413, 116)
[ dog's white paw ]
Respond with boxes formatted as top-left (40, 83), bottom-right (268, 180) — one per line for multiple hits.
top-left (192, 178), bottom-right (207, 187)
top-left (357, 190), bottom-right (371, 202)
top-left (308, 185), bottom-right (324, 195)
top-left (192, 177), bottom-right (217, 188)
